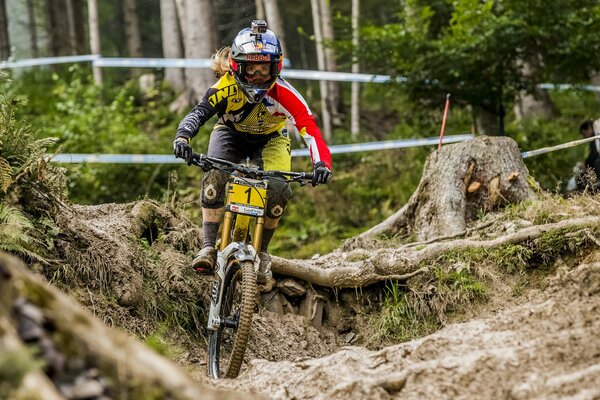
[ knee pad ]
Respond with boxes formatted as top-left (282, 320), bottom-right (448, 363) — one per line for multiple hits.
top-left (266, 178), bottom-right (292, 218)
top-left (201, 170), bottom-right (229, 208)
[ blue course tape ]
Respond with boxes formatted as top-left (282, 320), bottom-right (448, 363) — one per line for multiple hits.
top-left (47, 134), bottom-right (474, 164)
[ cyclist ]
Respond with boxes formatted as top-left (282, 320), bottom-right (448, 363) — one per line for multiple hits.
top-left (173, 20), bottom-right (332, 283)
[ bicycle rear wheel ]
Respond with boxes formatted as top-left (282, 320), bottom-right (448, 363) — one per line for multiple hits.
top-left (208, 260), bottom-right (257, 379)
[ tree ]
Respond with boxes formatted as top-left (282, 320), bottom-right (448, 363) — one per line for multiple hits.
top-left (123, 0), bottom-right (143, 58)
top-left (160, 0), bottom-right (185, 91)
top-left (310, 0), bottom-right (332, 140)
top-left (359, 0), bottom-right (600, 135)
top-left (123, 0), bottom-right (143, 77)
top-left (0, 0), bottom-right (9, 60)
top-left (45, 0), bottom-right (71, 56)
top-left (179, 0), bottom-right (217, 103)
top-left (87, 0), bottom-right (102, 85)
top-left (319, 0), bottom-right (342, 126)
top-left (350, 0), bottom-right (360, 137)
top-left (70, 0), bottom-right (87, 54)
top-left (263, 0), bottom-right (285, 51)
top-left (26, 0), bottom-right (39, 58)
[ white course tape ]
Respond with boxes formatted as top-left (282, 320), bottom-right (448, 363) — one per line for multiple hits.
top-left (520, 135), bottom-right (600, 159)
top-left (47, 134), bottom-right (474, 164)
top-left (3, 55), bottom-right (600, 90)
top-left (0, 55), bottom-right (99, 69)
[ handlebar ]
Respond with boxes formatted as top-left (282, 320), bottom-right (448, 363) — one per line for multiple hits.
top-left (189, 152), bottom-right (314, 184)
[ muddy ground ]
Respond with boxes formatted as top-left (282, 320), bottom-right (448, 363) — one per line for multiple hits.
top-left (220, 261), bottom-right (600, 399)
top-left (6, 194), bottom-right (600, 399)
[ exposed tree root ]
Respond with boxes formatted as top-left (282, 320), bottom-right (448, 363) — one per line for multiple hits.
top-left (272, 216), bottom-right (600, 288)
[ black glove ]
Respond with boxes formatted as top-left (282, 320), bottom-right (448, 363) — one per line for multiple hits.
top-left (173, 137), bottom-right (193, 165)
top-left (312, 161), bottom-right (332, 186)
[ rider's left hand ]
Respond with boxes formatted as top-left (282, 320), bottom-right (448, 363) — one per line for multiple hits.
top-left (312, 161), bottom-right (332, 186)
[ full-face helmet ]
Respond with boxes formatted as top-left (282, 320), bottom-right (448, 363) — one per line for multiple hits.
top-left (229, 20), bottom-right (283, 103)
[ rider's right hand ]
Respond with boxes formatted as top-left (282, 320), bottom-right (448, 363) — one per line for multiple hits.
top-left (173, 137), bottom-right (193, 165)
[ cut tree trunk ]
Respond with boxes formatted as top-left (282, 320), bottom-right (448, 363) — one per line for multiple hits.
top-left (350, 136), bottom-right (536, 244)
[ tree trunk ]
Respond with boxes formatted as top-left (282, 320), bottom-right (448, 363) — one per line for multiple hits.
top-left (123, 0), bottom-right (143, 58)
top-left (65, 0), bottom-right (77, 54)
top-left (310, 0), bottom-right (332, 140)
top-left (26, 0), bottom-right (39, 58)
top-left (255, 0), bottom-right (265, 21)
top-left (349, 136), bottom-right (537, 244)
top-left (591, 71), bottom-right (600, 104)
top-left (473, 106), bottom-right (500, 136)
top-left (318, 0), bottom-right (342, 126)
top-left (45, 0), bottom-right (71, 56)
top-left (350, 0), bottom-right (360, 137)
top-left (0, 0), bottom-right (9, 60)
top-left (87, 0), bottom-right (102, 85)
top-left (513, 60), bottom-right (557, 120)
top-left (71, 0), bottom-right (87, 54)
top-left (181, 0), bottom-right (217, 103)
top-left (263, 0), bottom-right (285, 51)
top-left (123, 0), bottom-right (143, 77)
top-left (160, 0), bottom-right (185, 91)
top-left (514, 89), bottom-right (556, 120)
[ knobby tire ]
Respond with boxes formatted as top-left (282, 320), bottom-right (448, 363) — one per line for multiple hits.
top-left (208, 260), bottom-right (257, 379)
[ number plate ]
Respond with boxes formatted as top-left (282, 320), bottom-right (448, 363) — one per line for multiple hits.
top-left (226, 177), bottom-right (267, 216)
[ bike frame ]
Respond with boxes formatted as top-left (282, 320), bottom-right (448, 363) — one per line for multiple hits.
top-left (206, 178), bottom-right (267, 331)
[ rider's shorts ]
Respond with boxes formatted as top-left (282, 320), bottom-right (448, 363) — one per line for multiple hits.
top-left (201, 125), bottom-right (292, 217)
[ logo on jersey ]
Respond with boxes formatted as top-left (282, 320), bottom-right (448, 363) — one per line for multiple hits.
top-left (208, 84), bottom-right (239, 107)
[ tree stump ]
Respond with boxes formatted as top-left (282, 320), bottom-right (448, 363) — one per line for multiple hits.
top-left (349, 136), bottom-right (536, 245)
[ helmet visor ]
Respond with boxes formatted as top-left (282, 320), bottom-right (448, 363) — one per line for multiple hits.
top-left (238, 62), bottom-right (277, 88)
top-left (244, 63), bottom-right (271, 84)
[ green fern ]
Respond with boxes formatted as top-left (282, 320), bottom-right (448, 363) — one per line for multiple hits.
top-left (0, 204), bottom-right (48, 263)
top-left (0, 156), bottom-right (11, 192)
top-left (0, 94), bottom-right (59, 195)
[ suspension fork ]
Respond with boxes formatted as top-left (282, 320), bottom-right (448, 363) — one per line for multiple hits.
top-left (220, 211), bottom-right (234, 251)
top-left (253, 216), bottom-right (264, 252)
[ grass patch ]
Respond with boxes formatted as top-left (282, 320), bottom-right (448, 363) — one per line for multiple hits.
top-left (144, 325), bottom-right (182, 358)
top-left (370, 282), bottom-right (440, 343)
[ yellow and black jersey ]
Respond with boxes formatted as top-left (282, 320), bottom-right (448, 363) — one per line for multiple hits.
top-left (176, 73), bottom-right (332, 169)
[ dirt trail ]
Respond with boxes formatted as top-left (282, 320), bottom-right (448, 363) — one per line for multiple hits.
top-left (23, 199), bottom-right (600, 400)
top-left (218, 262), bottom-right (600, 400)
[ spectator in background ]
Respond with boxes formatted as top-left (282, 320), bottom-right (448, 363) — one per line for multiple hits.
top-left (575, 119), bottom-right (600, 192)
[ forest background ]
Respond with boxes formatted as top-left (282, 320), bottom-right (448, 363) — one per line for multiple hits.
top-left (1, 0), bottom-right (600, 258)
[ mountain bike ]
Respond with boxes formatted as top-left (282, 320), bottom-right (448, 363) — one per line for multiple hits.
top-left (190, 152), bottom-right (313, 379)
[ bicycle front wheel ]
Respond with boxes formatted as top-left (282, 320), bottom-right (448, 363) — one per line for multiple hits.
top-left (208, 260), bottom-right (257, 379)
